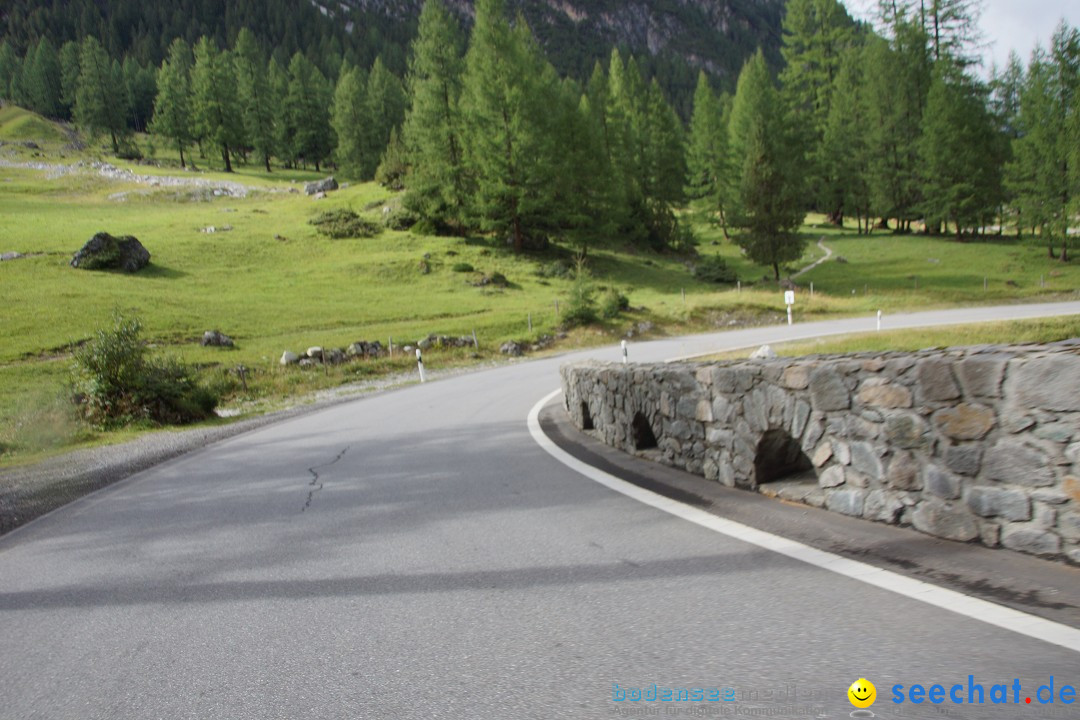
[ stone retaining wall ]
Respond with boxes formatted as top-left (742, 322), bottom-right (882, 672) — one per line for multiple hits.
top-left (560, 341), bottom-right (1080, 564)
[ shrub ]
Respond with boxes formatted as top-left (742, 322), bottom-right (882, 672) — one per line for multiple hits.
top-left (72, 312), bottom-right (218, 427)
top-left (308, 209), bottom-right (382, 239)
top-left (383, 207), bottom-right (418, 231)
top-left (535, 259), bottom-right (574, 279)
top-left (599, 289), bottom-right (630, 319)
top-left (452, 262), bottom-right (475, 273)
top-left (562, 271), bottom-right (598, 328)
top-left (693, 255), bottom-right (738, 284)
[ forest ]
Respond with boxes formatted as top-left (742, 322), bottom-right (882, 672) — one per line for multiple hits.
top-left (0, 0), bottom-right (1078, 277)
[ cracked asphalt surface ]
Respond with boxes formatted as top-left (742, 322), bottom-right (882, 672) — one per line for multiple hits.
top-left (2, 302), bottom-right (1080, 719)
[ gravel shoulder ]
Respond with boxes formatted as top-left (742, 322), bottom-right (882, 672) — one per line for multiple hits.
top-left (0, 363), bottom-right (497, 536)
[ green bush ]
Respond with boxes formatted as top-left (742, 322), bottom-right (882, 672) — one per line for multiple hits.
top-left (693, 255), bottom-right (738, 284)
top-left (383, 207), bottom-right (418, 231)
top-left (308, 209), bottom-right (382, 239)
top-left (452, 262), bottom-right (475, 273)
top-left (599, 289), bottom-right (630, 319)
top-left (72, 313), bottom-right (218, 427)
top-left (562, 274), bottom-right (598, 328)
top-left (535, 259), bottom-right (574, 279)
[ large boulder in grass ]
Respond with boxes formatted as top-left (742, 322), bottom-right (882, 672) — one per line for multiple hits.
top-left (71, 232), bottom-right (150, 272)
top-left (304, 176), bottom-right (338, 195)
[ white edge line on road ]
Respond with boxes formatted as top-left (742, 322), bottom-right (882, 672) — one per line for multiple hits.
top-left (663, 306), bottom-right (1080, 363)
top-left (527, 388), bottom-right (1080, 655)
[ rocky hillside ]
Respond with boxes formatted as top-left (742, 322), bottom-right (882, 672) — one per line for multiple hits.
top-left (2, 0), bottom-right (783, 113)
top-left (325, 0), bottom-right (785, 110)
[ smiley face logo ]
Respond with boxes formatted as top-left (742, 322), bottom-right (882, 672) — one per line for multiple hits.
top-left (848, 678), bottom-right (876, 709)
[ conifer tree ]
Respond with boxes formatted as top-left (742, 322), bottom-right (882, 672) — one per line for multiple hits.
top-left (284, 52), bottom-right (333, 172)
top-left (27, 39), bottom-right (63, 118)
top-left (266, 58), bottom-right (291, 166)
top-left (863, 20), bottom-right (931, 230)
top-left (74, 36), bottom-right (128, 153)
top-left (233, 29), bottom-right (276, 172)
top-left (331, 66), bottom-right (369, 178)
top-left (58, 40), bottom-right (80, 119)
top-left (1007, 23), bottom-right (1079, 259)
top-left (122, 56), bottom-right (157, 132)
top-left (151, 38), bottom-right (194, 168)
top-left (918, 62), bottom-right (1003, 237)
top-left (0, 42), bottom-right (17, 101)
top-left (685, 71), bottom-right (733, 237)
top-left (460, 0), bottom-right (561, 251)
top-left (191, 37), bottom-right (243, 172)
top-left (375, 126), bottom-right (408, 190)
top-left (727, 50), bottom-right (806, 280)
top-left (365, 57), bottom-right (407, 178)
top-left (821, 43), bottom-right (872, 233)
top-left (401, 0), bottom-right (467, 229)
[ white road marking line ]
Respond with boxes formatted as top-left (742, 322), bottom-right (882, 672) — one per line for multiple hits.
top-left (527, 389), bottom-right (1080, 654)
top-left (663, 305), bottom-right (1080, 363)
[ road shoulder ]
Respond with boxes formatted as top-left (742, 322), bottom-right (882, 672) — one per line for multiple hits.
top-left (538, 396), bottom-right (1080, 630)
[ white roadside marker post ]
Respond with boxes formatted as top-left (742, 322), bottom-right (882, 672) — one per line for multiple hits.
top-left (416, 348), bottom-right (426, 383)
top-left (621, 339), bottom-right (628, 364)
top-left (877, 310), bottom-right (882, 332)
top-left (784, 289), bottom-right (795, 326)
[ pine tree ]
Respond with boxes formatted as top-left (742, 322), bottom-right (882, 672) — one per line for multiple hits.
top-left (684, 70), bottom-right (734, 238)
top-left (267, 58), bottom-right (291, 166)
top-left (918, 62), bottom-right (1003, 238)
top-left (1007, 23), bottom-right (1080, 259)
top-left (863, 20), bottom-right (931, 230)
top-left (727, 50), bottom-right (806, 281)
top-left (233, 28), bottom-right (275, 172)
top-left (27, 39), bottom-right (63, 118)
top-left (190, 37), bottom-right (244, 172)
top-left (331, 66), bottom-right (369, 178)
top-left (459, 0), bottom-right (561, 251)
top-left (0, 42), bottom-right (17, 101)
top-left (921, 0), bottom-right (984, 66)
top-left (375, 126), bottom-right (408, 190)
top-left (401, 0), bottom-right (467, 229)
top-left (821, 43), bottom-right (872, 233)
top-left (643, 78), bottom-right (686, 206)
top-left (74, 36), bottom-right (128, 153)
top-left (779, 0), bottom-right (856, 222)
top-left (151, 38), bottom-right (194, 168)
top-left (364, 57), bottom-right (407, 178)
top-left (58, 40), bottom-right (81, 119)
top-left (122, 56), bottom-right (157, 132)
top-left (285, 52), bottom-right (333, 172)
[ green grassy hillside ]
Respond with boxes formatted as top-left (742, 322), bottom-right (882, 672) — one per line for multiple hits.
top-left (2, 106), bottom-right (1078, 462)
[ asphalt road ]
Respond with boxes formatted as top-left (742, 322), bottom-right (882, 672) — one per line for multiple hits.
top-left (3, 302), bottom-right (1080, 719)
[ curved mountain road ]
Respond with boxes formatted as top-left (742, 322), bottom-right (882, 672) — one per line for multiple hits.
top-left (2, 302), bottom-right (1080, 719)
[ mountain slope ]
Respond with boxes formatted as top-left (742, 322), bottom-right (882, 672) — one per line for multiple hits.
top-left (1, 0), bottom-right (784, 112)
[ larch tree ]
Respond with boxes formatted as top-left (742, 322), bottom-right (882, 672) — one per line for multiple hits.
top-left (779, 0), bottom-right (856, 223)
top-left (151, 38), bottom-right (194, 168)
top-left (284, 52), bottom-right (333, 172)
top-left (918, 62), bottom-right (1004, 238)
top-left (74, 36), bottom-right (128, 153)
top-left (401, 0), bottom-right (467, 228)
top-left (191, 37), bottom-right (244, 172)
top-left (726, 50), bottom-right (806, 281)
top-left (233, 28), bottom-right (276, 172)
top-left (459, 0), bottom-right (561, 251)
top-left (331, 65), bottom-right (369, 178)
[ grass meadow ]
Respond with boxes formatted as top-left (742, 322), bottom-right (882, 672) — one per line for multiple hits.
top-left (2, 104), bottom-right (1079, 462)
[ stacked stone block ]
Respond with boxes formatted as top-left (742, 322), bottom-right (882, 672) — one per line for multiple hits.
top-left (560, 340), bottom-right (1080, 565)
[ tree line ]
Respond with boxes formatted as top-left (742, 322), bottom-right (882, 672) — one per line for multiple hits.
top-left (682, 0), bottom-right (1079, 272)
top-left (1, 0), bottom-right (1078, 275)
